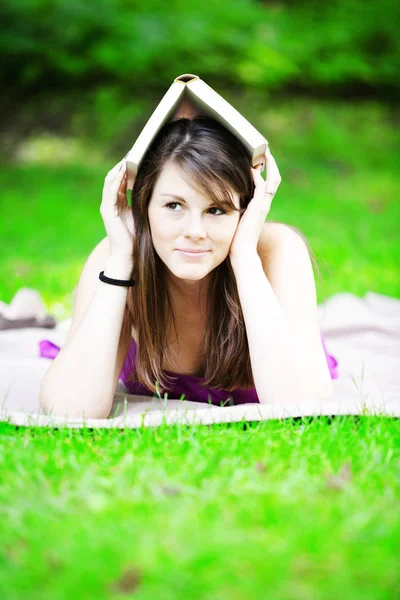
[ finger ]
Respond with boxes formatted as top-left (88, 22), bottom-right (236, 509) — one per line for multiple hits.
top-left (102, 173), bottom-right (128, 214)
top-left (112, 158), bottom-right (125, 172)
top-left (265, 150), bottom-right (281, 183)
top-left (105, 159), bottom-right (125, 178)
top-left (251, 168), bottom-right (268, 204)
top-left (105, 162), bottom-right (127, 185)
top-left (251, 166), bottom-right (264, 185)
top-left (118, 176), bottom-right (127, 192)
top-left (264, 151), bottom-right (274, 182)
top-left (117, 189), bottom-right (128, 208)
top-left (265, 180), bottom-right (277, 194)
top-left (252, 166), bottom-right (277, 205)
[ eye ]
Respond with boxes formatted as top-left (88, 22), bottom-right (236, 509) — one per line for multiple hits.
top-left (164, 202), bottom-right (225, 215)
top-left (208, 207), bottom-right (225, 215)
top-left (164, 202), bottom-right (182, 211)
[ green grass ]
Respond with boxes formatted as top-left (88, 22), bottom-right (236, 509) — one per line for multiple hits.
top-left (1, 416), bottom-right (400, 599)
top-left (1, 98), bottom-right (399, 598)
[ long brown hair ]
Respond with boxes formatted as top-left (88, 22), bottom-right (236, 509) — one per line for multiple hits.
top-left (121, 115), bottom-right (326, 395)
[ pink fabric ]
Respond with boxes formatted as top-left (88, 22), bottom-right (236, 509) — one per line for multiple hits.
top-left (39, 333), bottom-right (338, 407)
top-left (321, 334), bottom-right (338, 379)
top-left (38, 340), bottom-right (61, 360)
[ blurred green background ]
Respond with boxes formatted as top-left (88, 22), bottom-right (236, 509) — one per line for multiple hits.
top-left (1, 0), bottom-right (399, 321)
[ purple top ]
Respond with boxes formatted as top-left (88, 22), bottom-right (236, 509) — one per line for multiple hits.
top-left (39, 333), bottom-right (338, 408)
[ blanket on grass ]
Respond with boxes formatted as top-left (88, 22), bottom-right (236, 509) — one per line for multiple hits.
top-left (0, 289), bottom-right (399, 429)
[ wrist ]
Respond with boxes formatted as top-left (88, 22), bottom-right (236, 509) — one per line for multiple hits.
top-left (230, 251), bottom-right (261, 272)
top-left (104, 254), bottom-right (134, 280)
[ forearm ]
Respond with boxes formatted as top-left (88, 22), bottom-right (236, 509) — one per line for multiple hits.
top-left (39, 254), bottom-right (133, 419)
top-left (231, 253), bottom-right (308, 405)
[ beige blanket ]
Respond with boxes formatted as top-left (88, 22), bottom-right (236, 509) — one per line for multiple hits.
top-left (0, 290), bottom-right (399, 429)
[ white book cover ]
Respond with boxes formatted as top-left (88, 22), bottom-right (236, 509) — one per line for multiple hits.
top-left (125, 73), bottom-right (269, 190)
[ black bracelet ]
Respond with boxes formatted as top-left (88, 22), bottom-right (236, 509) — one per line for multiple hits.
top-left (99, 271), bottom-right (135, 287)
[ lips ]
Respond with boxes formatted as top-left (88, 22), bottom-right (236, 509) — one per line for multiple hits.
top-left (177, 249), bottom-right (210, 253)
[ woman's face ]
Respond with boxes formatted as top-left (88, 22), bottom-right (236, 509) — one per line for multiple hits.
top-left (148, 161), bottom-right (241, 292)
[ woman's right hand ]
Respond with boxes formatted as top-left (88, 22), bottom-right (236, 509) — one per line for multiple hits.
top-left (100, 158), bottom-right (136, 258)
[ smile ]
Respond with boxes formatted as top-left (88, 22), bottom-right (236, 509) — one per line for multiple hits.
top-left (177, 250), bottom-right (210, 258)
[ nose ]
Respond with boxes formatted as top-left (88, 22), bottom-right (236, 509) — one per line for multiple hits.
top-left (183, 213), bottom-right (207, 239)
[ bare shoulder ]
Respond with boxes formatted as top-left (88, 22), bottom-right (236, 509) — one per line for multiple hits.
top-left (257, 220), bottom-right (298, 255)
top-left (257, 221), bottom-right (308, 273)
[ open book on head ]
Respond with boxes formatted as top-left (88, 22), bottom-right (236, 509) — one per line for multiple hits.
top-left (125, 73), bottom-right (269, 191)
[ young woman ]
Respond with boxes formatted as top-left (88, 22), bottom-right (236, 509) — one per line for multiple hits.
top-left (39, 115), bottom-right (337, 419)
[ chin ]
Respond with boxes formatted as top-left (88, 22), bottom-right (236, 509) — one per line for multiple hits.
top-left (172, 267), bottom-right (210, 280)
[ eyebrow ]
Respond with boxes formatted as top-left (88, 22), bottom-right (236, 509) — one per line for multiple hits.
top-left (160, 193), bottom-right (210, 204)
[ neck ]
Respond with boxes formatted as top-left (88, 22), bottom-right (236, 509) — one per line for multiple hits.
top-left (166, 273), bottom-right (210, 307)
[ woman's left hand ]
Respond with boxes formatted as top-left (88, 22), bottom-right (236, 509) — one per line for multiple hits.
top-left (229, 146), bottom-right (281, 264)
